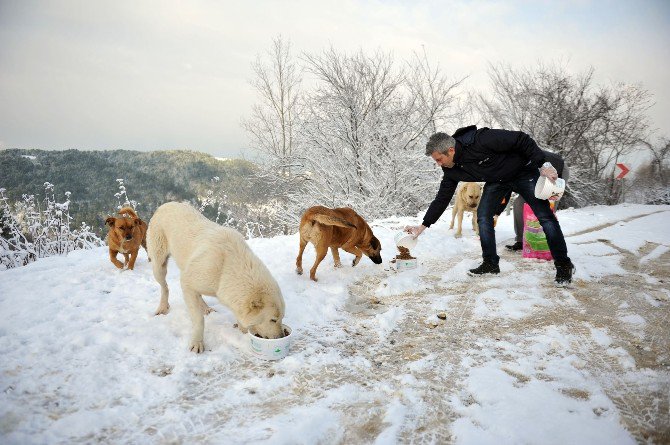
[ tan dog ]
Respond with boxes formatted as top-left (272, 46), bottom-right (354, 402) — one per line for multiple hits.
top-left (147, 202), bottom-right (285, 353)
top-left (450, 182), bottom-right (483, 238)
top-left (296, 206), bottom-right (382, 282)
top-left (105, 207), bottom-right (148, 270)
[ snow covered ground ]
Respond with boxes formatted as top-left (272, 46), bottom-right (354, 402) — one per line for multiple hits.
top-left (1, 204), bottom-right (669, 444)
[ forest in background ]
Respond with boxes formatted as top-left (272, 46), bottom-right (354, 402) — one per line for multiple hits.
top-left (0, 148), bottom-right (260, 237)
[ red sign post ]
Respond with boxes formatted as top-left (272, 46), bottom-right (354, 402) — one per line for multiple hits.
top-left (615, 163), bottom-right (630, 180)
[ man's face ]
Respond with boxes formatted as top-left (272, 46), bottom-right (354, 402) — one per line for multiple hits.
top-left (431, 147), bottom-right (455, 168)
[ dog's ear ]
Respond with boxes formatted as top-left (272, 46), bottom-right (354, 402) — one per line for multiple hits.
top-left (248, 297), bottom-right (265, 314)
top-left (105, 217), bottom-right (116, 227)
top-left (370, 236), bottom-right (381, 251)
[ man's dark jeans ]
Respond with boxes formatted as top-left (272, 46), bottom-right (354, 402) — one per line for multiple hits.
top-left (477, 171), bottom-right (570, 265)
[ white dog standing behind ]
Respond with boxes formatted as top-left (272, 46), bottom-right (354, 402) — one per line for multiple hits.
top-left (147, 202), bottom-right (285, 353)
top-left (450, 182), bottom-right (483, 238)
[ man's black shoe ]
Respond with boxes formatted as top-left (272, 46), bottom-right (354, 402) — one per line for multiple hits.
top-left (505, 241), bottom-right (522, 251)
top-left (555, 260), bottom-right (576, 285)
top-left (468, 261), bottom-right (500, 275)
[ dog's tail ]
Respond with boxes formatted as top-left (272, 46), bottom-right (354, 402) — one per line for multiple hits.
top-left (118, 207), bottom-right (139, 219)
top-left (310, 208), bottom-right (356, 229)
top-left (141, 227), bottom-right (149, 258)
top-left (146, 220), bottom-right (167, 267)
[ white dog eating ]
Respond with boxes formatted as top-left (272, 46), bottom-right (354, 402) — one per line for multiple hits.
top-left (146, 202), bottom-right (285, 353)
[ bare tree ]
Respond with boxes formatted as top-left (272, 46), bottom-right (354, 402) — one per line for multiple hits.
top-left (477, 62), bottom-right (652, 206)
top-left (641, 138), bottom-right (670, 185)
top-left (296, 48), bottom-right (464, 220)
top-left (629, 137), bottom-right (670, 204)
top-left (242, 36), bottom-right (303, 175)
top-left (241, 36), bottom-right (307, 232)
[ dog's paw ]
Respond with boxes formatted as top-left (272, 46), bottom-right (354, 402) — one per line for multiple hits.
top-left (310, 276), bottom-right (318, 282)
top-left (201, 304), bottom-right (215, 316)
top-left (154, 303), bottom-right (170, 316)
top-left (333, 262), bottom-right (342, 268)
top-left (296, 267), bottom-right (303, 275)
top-left (189, 340), bottom-right (205, 353)
top-left (234, 322), bottom-right (249, 333)
top-left (454, 233), bottom-right (463, 239)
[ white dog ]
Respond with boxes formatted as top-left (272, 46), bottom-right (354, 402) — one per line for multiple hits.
top-left (146, 202), bottom-right (285, 353)
top-left (450, 182), bottom-right (483, 238)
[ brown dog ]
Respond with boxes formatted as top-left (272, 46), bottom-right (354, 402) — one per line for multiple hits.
top-left (296, 206), bottom-right (382, 281)
top-left (105, 207), bottom-right (148, 270)
top-left (450, 182), bottom-right (482, 238)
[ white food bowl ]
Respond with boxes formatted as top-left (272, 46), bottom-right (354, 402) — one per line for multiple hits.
top-left (248, 325), bottom-right (293, 360)
top-left (394, 231), bottom-right (418, 249)
top-left (390, 258), bottom-right (418, 271)
top-left (534, 177), bottom-right (565, 201)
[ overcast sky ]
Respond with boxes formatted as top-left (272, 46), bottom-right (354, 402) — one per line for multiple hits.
top-left (1, 0), bottom-right (668, 158)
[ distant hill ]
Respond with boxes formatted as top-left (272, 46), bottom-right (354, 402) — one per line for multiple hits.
top-left (0, 149), bottom-right (260, 235)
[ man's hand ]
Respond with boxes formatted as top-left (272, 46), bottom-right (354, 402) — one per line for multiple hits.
top-left (540, 162), bottom-right (558, 182)
top-left (404, 225), bottom-right (426, 238)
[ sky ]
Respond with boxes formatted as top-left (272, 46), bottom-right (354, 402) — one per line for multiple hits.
top-left (0, 0), bottom-right (669, 158)
top-left (1, 203), bottom-right (668, 442)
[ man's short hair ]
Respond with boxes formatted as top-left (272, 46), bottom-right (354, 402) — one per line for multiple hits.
top-left (425, 132), bottom-right (456, 156)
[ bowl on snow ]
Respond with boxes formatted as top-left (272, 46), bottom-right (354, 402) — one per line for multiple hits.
top-left (248, 324), bottom-right (293, 360)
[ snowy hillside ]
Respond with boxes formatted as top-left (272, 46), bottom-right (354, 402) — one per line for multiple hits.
top-left (1, 204), bottom-right (669, 444)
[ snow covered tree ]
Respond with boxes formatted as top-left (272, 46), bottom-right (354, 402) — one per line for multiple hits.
top-left (629, 137), bottom-right (670, 204)
top-left (114, 178), bottom-right (138, 210)
top-left (477, 62), bottom-right (651, 206)
top-left (197, 176), bottom-right (285, 238)
top-left (0, 182), bottom-right (103, 269)
top-left (39, 185), bottom-right (103, 254)
top-left (199, 176), bottom-right (234, 226)
top-left (242, 36), bottom-right (303, 175)
top-left (243, 41), bottom-right (465, 231)
top-left (32, 182), bottom-right (71, 256)
top-left (295, 48), bottom-right (464, 220)
top-left (0, 188), bottom-right (37, 269)
top-left (241, 37), bottom-right (307, 233)
top-left (642, 138), bottom-right (670, 185)
top-left (71, 221), bottom-right (104, 250)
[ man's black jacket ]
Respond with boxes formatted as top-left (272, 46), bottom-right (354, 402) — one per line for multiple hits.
top-left (422, 125), bottom-right (554, 228)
